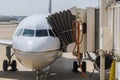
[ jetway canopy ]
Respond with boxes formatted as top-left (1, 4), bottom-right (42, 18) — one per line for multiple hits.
top-left (47, 10), bottom-right (76, 48)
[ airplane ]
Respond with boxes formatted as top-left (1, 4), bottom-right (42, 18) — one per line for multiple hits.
top-left (0, 14), bottom-right (62, 80)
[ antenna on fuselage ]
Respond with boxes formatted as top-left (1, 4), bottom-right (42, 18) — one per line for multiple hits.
top-left (49, 0), bottom-right (52, 14)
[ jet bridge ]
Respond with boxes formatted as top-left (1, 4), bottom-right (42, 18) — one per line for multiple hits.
top-left (47, 8), bottom-right (97, 53)
top-left (47, 7), bottom-right (113, 79)
top-left (47, 9), bottom-right (95, 78)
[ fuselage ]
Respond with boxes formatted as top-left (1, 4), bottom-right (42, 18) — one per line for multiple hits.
top-left (12, 14), bottom-right (62, 69)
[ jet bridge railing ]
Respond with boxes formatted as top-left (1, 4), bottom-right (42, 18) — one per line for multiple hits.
top-left (108, 4), bottom-right (120, 80)
top-left (108, 5), bottom-right (120, 53)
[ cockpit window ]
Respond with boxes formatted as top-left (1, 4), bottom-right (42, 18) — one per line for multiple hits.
top-left (49, 30), bottom-right (55, 37)
top-left (23, 29), bottom-right (34, 37)
top-left (15, 29), bottom-right (23, 36)
top-left (36, 30), bottom-right (48, 37)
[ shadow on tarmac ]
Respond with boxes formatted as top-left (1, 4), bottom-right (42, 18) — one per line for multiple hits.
top-left (0, 56), bottom-right (109, 80)
top-left (0, 71), bottom-right (35, 80)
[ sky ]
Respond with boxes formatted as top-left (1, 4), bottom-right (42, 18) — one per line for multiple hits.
top-left (0, 0), bottom-right (99, 16)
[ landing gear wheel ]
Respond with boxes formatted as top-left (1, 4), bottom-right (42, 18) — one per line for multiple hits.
top-left (3, 60), bottom-right (9, 71)
top-left (72, 61), bottom-right (79, 72)
top-left (11, 60), bottom-right (17, 71)
top-left (82, 61), bottom-right (86, 73)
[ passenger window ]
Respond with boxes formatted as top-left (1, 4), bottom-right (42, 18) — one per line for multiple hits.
top-left (15, 29), bottom-right (23, 36)
top-left (49, 30), bottom-right (55, 37)
top-left (36, 30), bottom-right (48, 37)
top-left (23, 29), bottom-right (34, 37)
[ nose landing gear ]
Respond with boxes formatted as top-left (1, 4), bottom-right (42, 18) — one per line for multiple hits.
top-left (35, 67), bottom-right (49, 80)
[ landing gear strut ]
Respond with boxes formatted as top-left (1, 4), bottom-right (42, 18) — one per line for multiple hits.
top-left (35, 70), bottom-right (47, 80)
top-left (71, 20), bottom-right (88, 77)
top-left (35, 67), bottom-right (49, 80)
top-left (82, 61), bottom-right (86, 73)
top-left (2, 45), bottom-right (17, 71)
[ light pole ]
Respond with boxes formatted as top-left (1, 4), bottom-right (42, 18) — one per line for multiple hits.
top-left (49, 0), bottom-right (52, 14)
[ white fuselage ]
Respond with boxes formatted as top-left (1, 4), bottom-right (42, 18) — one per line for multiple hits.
top-left (12, 15), bottom-right (62, 69)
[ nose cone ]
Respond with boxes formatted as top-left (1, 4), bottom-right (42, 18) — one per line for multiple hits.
top-left (14, 38), bottom-right (44, 52)
top-left (13, 37), bottom-right (36, 52)
top-left (22, 40), bottom-right (34, 51)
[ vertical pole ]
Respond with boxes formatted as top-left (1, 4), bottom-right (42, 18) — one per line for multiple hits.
top-left (99, 0), bottom-right (107, 79)
top-left (49, 0), bottom-right (52, 14)
top-left (100, 50), bottom-right (105, 80)
top-left (99, 0), bottom-right (107, 49)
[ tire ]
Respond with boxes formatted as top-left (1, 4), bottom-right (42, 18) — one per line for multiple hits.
top-left (11, 60), bottom-right (17, 71)
top-left (82, 61), bottom-right (86, 73)
top-left (3, 60), bottom-right (8, 71)
top-left (72, 61), bottom-right (79, 72)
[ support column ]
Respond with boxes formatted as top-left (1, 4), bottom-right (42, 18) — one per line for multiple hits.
top-left (100, 50), bottom-right (105, 80)
top-left (99, 0), bottom-right (108, 79)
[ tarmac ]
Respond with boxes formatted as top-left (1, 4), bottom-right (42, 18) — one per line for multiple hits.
top-left (0, 24), bottom-right (109, 80)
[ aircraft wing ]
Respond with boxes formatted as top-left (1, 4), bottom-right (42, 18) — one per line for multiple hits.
top-left (0, 39), bottom-right (12, 46)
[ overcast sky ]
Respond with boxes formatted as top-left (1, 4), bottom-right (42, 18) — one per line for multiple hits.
top-left (0, 0), bottom-right (98, 16)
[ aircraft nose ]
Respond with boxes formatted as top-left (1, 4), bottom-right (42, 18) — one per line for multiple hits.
top-left (22, 40), bottom-right (34, 51)
top-left (20, 38), bottom-right (46, 52)
top-left (13, 37), bottom-right (55, 52)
